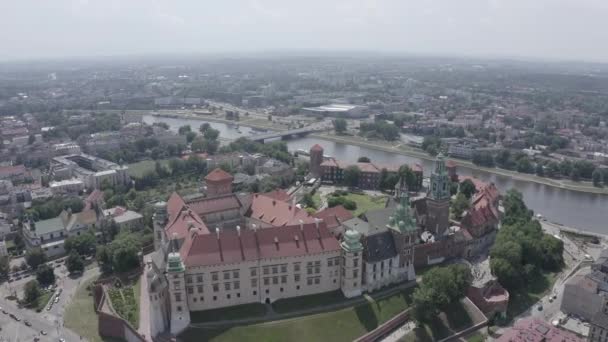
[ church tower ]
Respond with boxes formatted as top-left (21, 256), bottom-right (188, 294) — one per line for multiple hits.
top-left (167, 235), bottom-right (190, 335)
top-left (153, 201), bottom-right (167, 251)
top-left (426, 153), bottom-right (451, 238)
top-left (387, 190), bottom-right (417, 282)
top-left (309, 144), bottom-right (324, 178)
top-left (340, 229), bottom-right (363, 298)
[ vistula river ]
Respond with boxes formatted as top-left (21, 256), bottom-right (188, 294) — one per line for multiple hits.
top-left (143, 114), bottom-right (608, 235)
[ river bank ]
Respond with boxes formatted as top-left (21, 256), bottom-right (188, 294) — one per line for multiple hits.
top-left (310, 133), bottom-right (608, 196)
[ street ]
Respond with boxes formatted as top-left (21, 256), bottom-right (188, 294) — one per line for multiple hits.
top-left (0, 263), bottom-right (99, 342)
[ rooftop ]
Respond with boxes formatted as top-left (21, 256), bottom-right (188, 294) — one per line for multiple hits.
top-left (205, 168), bottom-right (234, 182)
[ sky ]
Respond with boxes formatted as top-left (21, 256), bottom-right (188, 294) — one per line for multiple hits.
top-left (1, 0), bottom-right (608, 62)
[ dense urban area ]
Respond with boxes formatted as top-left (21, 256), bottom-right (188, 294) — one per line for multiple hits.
top-left (0, 56), bottom-right (605, 342)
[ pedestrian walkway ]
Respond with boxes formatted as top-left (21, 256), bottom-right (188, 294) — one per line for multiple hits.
top-left (138, 255), bottom-right (153, 341)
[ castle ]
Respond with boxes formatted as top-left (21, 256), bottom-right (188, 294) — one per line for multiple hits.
top-left (144, 147), bottom-right (500, 338)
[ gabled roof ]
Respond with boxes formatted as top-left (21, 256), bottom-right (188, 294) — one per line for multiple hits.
top-left (314, 205), bottom-right (353, 230)
top-left (363, 231), bottom-right (397, 263)
top-left (262, 189), bottom-right (292, 202)
top-left (205, 168), bottom-right (234, 182)
top-left (310, 144), bottom-right (323, 152)
top-left (247, 193), bottom-right (314, 226)
top-left (186, 194), bottom-right (242, 216)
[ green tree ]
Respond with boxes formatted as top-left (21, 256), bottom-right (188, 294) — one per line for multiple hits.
top-left (459, 179), bottom-right (477, 199)
top-left (178, 125), bottom-right (191, 135)
top-left (333, 119), bottom-right (347, 134)
top-left (24, 280), bottom-right (41, 304)
top-left (535, 163), bottom-right (545, 176)
top-left (300, 193), bottom-right (316, 209)
top-left (64, 232), bottom-right (97, 256)
top-left (106, 232), bottom-right (143, 273)
top-left (592, 169), bottom-right (603, 187)
top-left (357, 156), bottom-right (371, 163)
top-left (36, 264), bottom-right (55, 286)
top-left (199, 123), bottom-right (211, 133)
top-left (343, 165), bottom-right (361, 187)
top-left (25, 248), bottom-right (46, 269)
top-left (66, 252), bottom-right (85, 274)
top-left (28, 134), bottom-right (36, 145)
top-left (203, 128), bottom-right (220, 141)
top-left (451, 193), bottom-right (470, 219)
top-left (399, 165), bottom-right (418, 190)
top-left (96, 246), bottom-right (113, 273)
top-left (185, 131), bottom-right (197, 143)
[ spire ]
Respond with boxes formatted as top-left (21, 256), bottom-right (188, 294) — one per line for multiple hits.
top-left (429, 153), bottom-right (450, 201)
top-left (167, 233), bottom-right (185, 273)
top-left (388, 190), bottom-right (417, 233)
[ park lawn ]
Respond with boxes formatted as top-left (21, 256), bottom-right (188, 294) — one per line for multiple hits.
top-left (507, 271), bottom-right (558, 320)
top-left (182, 287), bottom-right (414, 342)
top-left (65, 278), bottom-right (107, 342)
top-left (32, 290), bottom-right (53, 312)
top-left (312, 192), bottom-right (322, 208)
top-left (273, 290), bottom-right (345, 314)
top-left (127, 159), bottom-right (170, 178)
top-left (190, 303), bottom-right (267, 323)
top-left (466, 332), bottom-right (486, 342)
top-left (107, 278), bottom-right (141, 328)
top-left (401, 300), bottom-right (479, 341)
top-left (343, 193), bottom-right (387, 217)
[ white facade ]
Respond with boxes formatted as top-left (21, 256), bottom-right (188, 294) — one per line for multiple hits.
top-left (49, 178), bottom-right (84, 194)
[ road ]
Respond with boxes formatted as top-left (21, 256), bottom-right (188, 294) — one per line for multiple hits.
top-left (0, 262), bottom-right (99, 342)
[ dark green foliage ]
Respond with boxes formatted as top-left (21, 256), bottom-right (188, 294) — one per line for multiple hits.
top-left (64, 232), bottom-right (97, 256)
top-left (357, 156), bottom-right (371, 163)
top-left (26, 197), bottom-right (84, 221)
top-left (489, 189), bottom-right (564, 291)
top-left (459, 179), bottom-right (477, 199)
top-left (226, 138), bottom-right (293, 164)
top-left (451, 193), bottom-right (469, 220)
top-left (0, 256), bottom-right (9, 279)
top-left (36, 264), bottom-right (55, 286)
top-left (300, 193), bottom-right (316, 209)
top-left (96, 232), bottom-right (142, 273)
top-left (359, 120), bottom-right (400, 141)
top-left (25, 248), bottom-right (46, 269)
top-left (333, 118), bottom-right (347, 133)
top-left (24, 280), bottom-right (41, 304)
top-left (343, 165), bottom-right (361, 187)
top-left (66, 252), bottom-right (85, 274)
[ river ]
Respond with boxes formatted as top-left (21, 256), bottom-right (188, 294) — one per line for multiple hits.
top-left (143, 114), bottom-right (608, 234)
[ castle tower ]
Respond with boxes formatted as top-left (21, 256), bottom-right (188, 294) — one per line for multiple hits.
top-left (427, 153), bottom-right (451, 238)
top-left (204, 168), bottom-right (234, 197)
top-left (167, 235), bottom-right (190, 335)
top-left (153, 201), bottom-right (167, 251)
top-left (309, 144), bottom-right (324, 178)
top-left (387, 191), bottom-right (418, 282)
top-left (146, 264), bottom-right (170, 338)
top-left (340, 229), bottom-right (363, 298)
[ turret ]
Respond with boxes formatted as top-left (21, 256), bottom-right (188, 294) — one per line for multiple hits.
top-left (166, 233), bottom-right (190, 335)
top-left (340, 228), bottom-right (363, 298)
top-left (153, 201), bottom-right (167, 251)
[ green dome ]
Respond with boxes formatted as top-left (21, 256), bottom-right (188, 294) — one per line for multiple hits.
top-left (341, 229), bottom-right (363, 252)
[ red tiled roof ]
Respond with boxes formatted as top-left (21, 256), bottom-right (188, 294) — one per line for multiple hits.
top-left (310, 144), bottom-right (323, 152)
top-left (167, 192), bottom-right (188, 222)
top-left (412, 163), bottom-right (423, 173)
top-left (248, 193), bottom-right (314, 226)
top-left (320, 158), bottom-right (339, 168)
top-left (356, 162), bottom-right (379, 173)
top-left (446, 160), bottom-right (457, 168)
top-left (187, 194), bottom-right (242, 216)
top-left (459, 176), bottom-right (488, 192)
top-left (205, 168), bottom-right (234, 182)
top-left (314, 205), bottom-right (353, 229)
top-left (262, 189), bottom-right (292, 202)
top-left (166, 207), bottom-right (209, 242)
top-left (184, 222), bottom-right (340, 267)
top-left (495, 318), bottom-right (583, 342)
top-left (181, 152), bottom-right (208, 161)
top-left (85, 189), bottom-right (104, 210)
top-left (372, 163), bottom-right (400, 173)
top-left (0, 165), bottom-right (26, 177)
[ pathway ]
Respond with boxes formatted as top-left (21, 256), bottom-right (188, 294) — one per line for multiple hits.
top-left (138, 255), bottom-right (153, 341)
top-left (189, 279), bottom-right (418, 329)
top-left (381, 321), bottom-right (416, 342)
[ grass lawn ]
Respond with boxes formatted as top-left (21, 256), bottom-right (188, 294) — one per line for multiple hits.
top-left (64, 278), bottom-right (107, 342)
top-left (182, 287), bottom-right (414, 342)
top-left (466, 332), bottom-right (486, 342)
top-left (27, 290), bottom-right (53, 312)
top-left (190, 303), bottom-right (267, 323)
top-left (127, 159), bottom-right (170, 178)
top-left (507, 271), bottom-right (558, 320)
top-left (312, 192), bottom-right (322, 208)
top-left (401, 300), bottom-right (479, 342)
top-left (342, 193), bottom-right (387, 217)
top-left (273, 290), bottom-right (345, 314)
top-left (107, 278), bottom-right (141, 328)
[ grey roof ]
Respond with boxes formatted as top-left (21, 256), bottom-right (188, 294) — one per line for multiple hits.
top-left (362, 207), bottom-right (393, 233)
top-left (364, 231), bottom-right (397, 263)
top-left (592, 310), bottom-right (608, 329)
top-left (342, 218), bottom-right (372, 236)
top-left (32, 217), bottom-right (64, 235)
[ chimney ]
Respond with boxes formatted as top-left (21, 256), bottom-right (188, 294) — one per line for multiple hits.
top-left (252, 224), bottom-right (257, 232)
top-left (274, 236), bottom-right (279, 250)
top-left (314, 218), bottom-right (322, 230)
top-left (299, 219), bottom-right (304, 231)
top-left (294, 235), bottom-right (300, 248)
top-left (215, 227), bottom-right (220, 239)
top-left (272, 200), bottom-right (276, 206)
top-left (236, 225), bottom-right (241, 236)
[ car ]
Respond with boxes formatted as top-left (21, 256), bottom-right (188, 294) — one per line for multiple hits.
top-left (54, 296), bottom-right (59, 304)
top-left (1, 309), bottom-right (6, 314)
top-left (47, 305), bottom-right (52, 311)
top-left (40, 330), bottom-right (47, 335)
top-left (537, 304), bottom-right (543, 311)
top-left (24, 320), bottom-right (31, 327)
top-left (59, 339), bottom-right (66, 342)
top-left (34, 338), bottom-right (40, 342)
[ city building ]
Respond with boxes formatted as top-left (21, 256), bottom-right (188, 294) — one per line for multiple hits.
top-left (496, 318), bottom-right (583, 342)
top-left (49, 178), bottom-right (85, 195)
top-left (52, 142), bottom-right (82, 156)
top-left (562, 250), bottom-right (608, 321)
top-left (302, 104), bottom-right (368, 118)
top-left (309, 144), bottom-right (324, 178)
top-left (23, 208), bottom-right (100, 258)
top-left (50, 153), bottom-right (130, 190)
top-left (103, 206), bottom-right (144, 230)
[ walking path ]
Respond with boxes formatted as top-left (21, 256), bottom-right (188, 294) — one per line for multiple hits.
top-left (189, 279), bottom-right (418, 329)
top-left (138, 255), bottom-right (153, 341)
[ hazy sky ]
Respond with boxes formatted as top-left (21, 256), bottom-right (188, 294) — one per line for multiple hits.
top-left (1, 0), bottom-right (608, 62)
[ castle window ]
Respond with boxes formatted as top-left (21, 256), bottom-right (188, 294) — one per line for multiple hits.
top-left (233, 271), bottom-right (239, 279)
top-left (327, 259), bottom-right (333, 267)
top-left (211, 272), bottom-right (218, 281)
top-left (307, 278), bottom-right (313, 285)
top-left (186, 276), bottom-right (193, 284)
top-left (294, 263), bottom-right (301, 272)
top-left (265, 289), bottom-right (269, 294)
top-left (237, 293), bottom-right (240, 298)
top-left (353, 270), bottom-right (358, 278)
top-left (253, 291), bottom-right (257, 296)
top-left (177, 306), bottom-right (182, 312)
top-left (213, 284), bottom-right (219, 292)
top-left (296, 285), bottom-right (300, 290)
top-left (213, 296), bottom-right (217, 301)
top-left (333, 279), bottom-right (336, 283)
top-left (294, 274), bottom-right (300, 282)
top-left (281, 264), bottom-right (287, 273)
top-left (173, 281), bottom-right (180, 289)
top-left (187, 286), bottom-right (193, 294)
top-left (234, 281), bottom-right (240, 290)
top-left (193, 298), bottom-right (197, 302)
top-left (251, 279), bottom-right (258, 287)
top-left (354, 259), bottom-right (358, 267)
top-left (272, 266), bottom-right (278, 274)
top-left (314, 278), bottom-right (320, 285)
top-left (273, 277), bottom-right (278, 285)
top-left (354, 282), bottom-right (357, 287)
top-left (224, 272), bottom-right (230, 280)
top-left (197, 275), bottom-right (203, 283)
top-left (281, 276), bottom-right (287, 284)
top-left (263, 267), bottom-right (269, 275)
top-left (280, 288), bottom-right (283, 292)
top-left (174, 293), bottom-right (182, 302)
top-left (227, 294), bottom-right (231, 299)
top-left (264, 278), bottom-right (269, 286)
top-left (250, 268), bottom-right (257, 277)
top-left (225, 283), bottom-right (231, 291)
top-left (197, 285), bottom-right (203, 293)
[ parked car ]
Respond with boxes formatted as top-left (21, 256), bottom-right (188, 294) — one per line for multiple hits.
top-left (24, 320), bottom-right (31, 327)
top-left (40, 330), bottom-right (47, 335)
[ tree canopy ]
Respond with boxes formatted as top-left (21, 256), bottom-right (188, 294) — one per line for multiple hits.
top-left (36, 264), bottom-right (55, 286)
top-left (343, 165), bottom-right (361, 187)
top-left (25, 248), bottom-right (46, 269)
